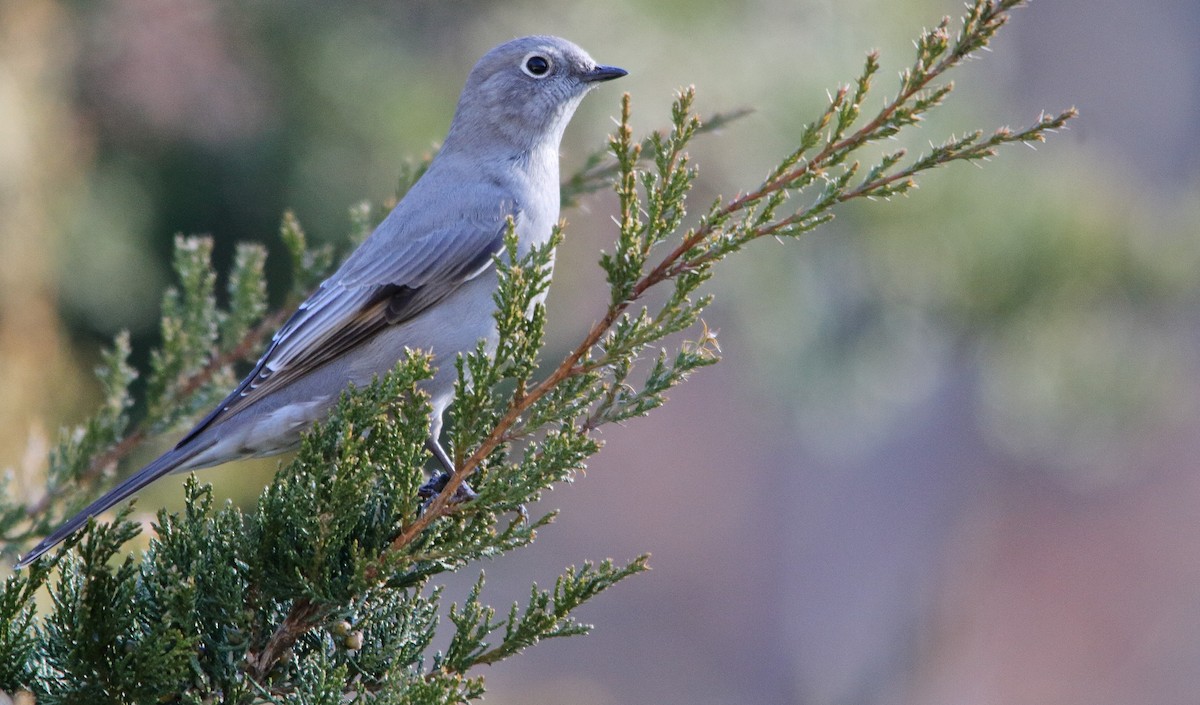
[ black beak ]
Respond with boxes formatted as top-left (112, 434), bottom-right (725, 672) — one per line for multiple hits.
top-left (582, 64), bottom-right (628, 83)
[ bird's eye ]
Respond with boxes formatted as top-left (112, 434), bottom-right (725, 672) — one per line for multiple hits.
top-left (522, 53), bottom-right (551, 77)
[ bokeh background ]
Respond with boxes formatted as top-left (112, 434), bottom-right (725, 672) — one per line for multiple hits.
top-left (2, 0), bottom-right (1199, 703)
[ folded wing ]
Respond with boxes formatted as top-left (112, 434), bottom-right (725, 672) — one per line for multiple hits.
top-left (176, 201), bottom-right (517, 448)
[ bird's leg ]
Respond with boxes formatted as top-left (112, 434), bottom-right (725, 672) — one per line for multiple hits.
top-left (418, 437), bottom-right (477, 506)
top-left (417, 436), bottom-right (526, 524)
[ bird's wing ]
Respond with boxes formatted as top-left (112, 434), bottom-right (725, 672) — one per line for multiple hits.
top-left (175, 201), bottom-right (516, 448)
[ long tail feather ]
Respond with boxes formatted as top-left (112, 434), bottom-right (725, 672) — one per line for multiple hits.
top-left (17, 445), bottom-right (201, 569)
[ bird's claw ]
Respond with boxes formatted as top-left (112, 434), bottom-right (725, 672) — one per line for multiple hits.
top-left (418, 472), bottom-right (478, 515)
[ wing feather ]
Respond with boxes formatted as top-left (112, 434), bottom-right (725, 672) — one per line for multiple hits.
top-left (175, 201), bottom-right (515, 448)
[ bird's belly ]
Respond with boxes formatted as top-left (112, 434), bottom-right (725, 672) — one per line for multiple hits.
top-left (348, 271), bottom-right (501, 414)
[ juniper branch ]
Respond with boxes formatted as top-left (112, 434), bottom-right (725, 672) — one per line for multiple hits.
top-left (384, 0), bottom-right (1075, 559)
top-left (560, 107), bottom-right (752, 207)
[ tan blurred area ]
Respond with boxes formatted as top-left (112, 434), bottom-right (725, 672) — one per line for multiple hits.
top-left (0, 0), bottom-right (89, 491)
top-left (3, 0), bottom-right (1200, 704)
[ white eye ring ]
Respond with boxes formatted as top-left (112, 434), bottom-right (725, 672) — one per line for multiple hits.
top-left (521, 52), bottom-right (552, 78)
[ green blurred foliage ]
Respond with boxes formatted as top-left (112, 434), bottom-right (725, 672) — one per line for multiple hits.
top-left (729, 159), bottom-right (1200, 482)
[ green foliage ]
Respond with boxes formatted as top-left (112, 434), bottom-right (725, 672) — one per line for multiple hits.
top-left (145, 236), bottom-right (222, 426)
top-left (438, 557), bottom-right (651, 673)
top-left (560, 106), bottom-right (752, 209)
top-left (0, 1), bottom-right (1073, 702)
top-left (253, 354), bottom-right (432, 605)
top-left (280, 210), bottom-right (336, 300)
top-left (39, 508), bottom-right (194, 705)
top-left (220, 243), bottom-right (270, 354)
top-left (0, 564), bottom-right (47, 691)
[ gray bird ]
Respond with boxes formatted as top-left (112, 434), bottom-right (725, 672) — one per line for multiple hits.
top-left (18, 36), bottom-right (626, 568)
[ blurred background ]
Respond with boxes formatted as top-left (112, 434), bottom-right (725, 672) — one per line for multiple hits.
top-left (2, 0), bottom-right (1198, 703)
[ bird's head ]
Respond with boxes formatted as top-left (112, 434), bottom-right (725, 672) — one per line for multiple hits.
top-left (445, 36), bottom-right (627, 154)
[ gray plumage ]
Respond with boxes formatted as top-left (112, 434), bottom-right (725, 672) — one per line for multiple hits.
top-left (18, 36), bottom-right (625, 568)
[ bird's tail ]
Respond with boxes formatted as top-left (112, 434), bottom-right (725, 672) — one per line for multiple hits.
top-left (16, 444), bottom-right (203, 569)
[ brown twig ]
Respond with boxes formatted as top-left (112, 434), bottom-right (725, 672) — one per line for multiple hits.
top-left (246, 597), bottom-right (325, 683)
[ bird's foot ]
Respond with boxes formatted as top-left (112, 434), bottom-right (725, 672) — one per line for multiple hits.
top-left (418, 472), bottom-right (478, 514)
top-left (416, 473), bottom-right (529, 524)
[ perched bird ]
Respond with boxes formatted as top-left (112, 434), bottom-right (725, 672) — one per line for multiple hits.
top-left (18, 36), bottom-right (626, 568)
